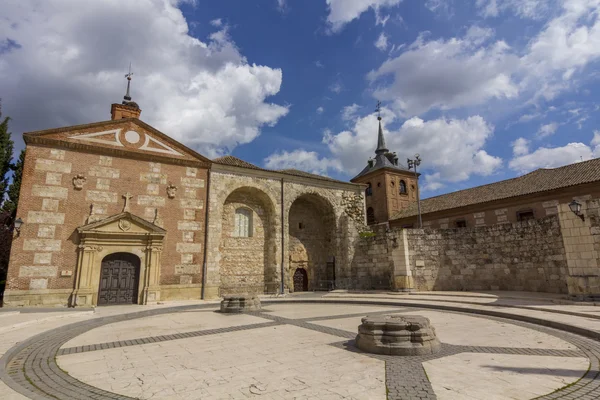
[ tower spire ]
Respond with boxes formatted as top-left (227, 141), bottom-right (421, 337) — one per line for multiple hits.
top-left (123, 63), bottom-right (133, 102)
top-left (375, 100), bottom-right (388, 154)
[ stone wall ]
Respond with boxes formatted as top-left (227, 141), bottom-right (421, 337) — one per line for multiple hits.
top-left (559, 198), bottom-right (600, 297)
top-left (406, 216), bottom-right (568, 293)
top-left (348, 225), bottom-right (393, 290)
top-left (219, 188), bottom-right (277, 295)
top-left (206, 167), bottom-right (365, 298)
top-left (288, 196), bottom-right (335, 291)
top-left (350, 215), bottom-right (573, 294)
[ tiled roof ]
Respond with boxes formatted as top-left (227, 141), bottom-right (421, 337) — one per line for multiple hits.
top-left (212, 155), bottom-right (264, 170)
top-left (391, 158), bottom-right (600, 220)
top-left (212, 156), bottom-right (350, 184)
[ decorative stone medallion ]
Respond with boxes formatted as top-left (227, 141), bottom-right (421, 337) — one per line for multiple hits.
top-left (166, 183), bottom-right (177, 199)
top-left (220, 295), bottom-right (261, 313)
top-left (72, 174), bottom-right (87, 190)
top-left (124, 130), bottom-right (141, 144)
top-left (355, 314), bottom-right (441, 356)
top-left (118, 219), bottom-right (131, 232)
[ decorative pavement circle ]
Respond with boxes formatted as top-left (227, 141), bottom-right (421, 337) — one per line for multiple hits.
top-left (0, 301), bottom-right (599, 400)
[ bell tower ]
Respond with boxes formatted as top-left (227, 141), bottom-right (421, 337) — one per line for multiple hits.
top-left (350, 102), bottom-right (419, 225)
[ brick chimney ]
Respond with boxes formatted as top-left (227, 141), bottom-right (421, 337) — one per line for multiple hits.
top-left (111, 65), bottom-right (141, 120)
top-left (111, 103), bottom-right (141, 120)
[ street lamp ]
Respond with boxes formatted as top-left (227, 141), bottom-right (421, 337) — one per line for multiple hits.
top-left (407, 154), bottom-right (422, 228)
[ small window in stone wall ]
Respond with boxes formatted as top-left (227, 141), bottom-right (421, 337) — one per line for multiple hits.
top-left (299, 222), bottom-right (305, 230)
top-left (234, 208), bottom-right (253, 237)
top-left (455, 220), bottom-right (467, 228)
top-left (517, 210), bottom-right (534, 222)
top-left (377, 182), bottom-right (381, 187)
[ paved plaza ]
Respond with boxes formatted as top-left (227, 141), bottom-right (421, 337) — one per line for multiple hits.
top-left (1, 292), bottom-right (600, 400)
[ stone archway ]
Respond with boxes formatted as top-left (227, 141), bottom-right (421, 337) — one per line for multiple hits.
top-left (219, 187), bottom-right (278, 295)
top-left (288, 193), bottom-right (336, 291)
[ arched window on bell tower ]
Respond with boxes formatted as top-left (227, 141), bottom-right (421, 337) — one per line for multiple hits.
top-left (366, 182), bottom-right (373, 197)
top-left (399, 180), bottom-right (407, 195)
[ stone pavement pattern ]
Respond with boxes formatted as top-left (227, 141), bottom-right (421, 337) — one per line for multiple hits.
top-left (1, 295), bottom-right (599, 399)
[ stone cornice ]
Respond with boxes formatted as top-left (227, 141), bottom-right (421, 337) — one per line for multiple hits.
top-left (26, 136), bottom-right (211, 169)
top-left (211, 163), bottom-right (365, 192)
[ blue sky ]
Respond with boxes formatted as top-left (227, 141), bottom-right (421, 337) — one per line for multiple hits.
top-left (1, 0), bottom-right (600, 198)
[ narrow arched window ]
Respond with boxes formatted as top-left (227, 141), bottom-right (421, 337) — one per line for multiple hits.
top-left (366, 182), bottom-right (373, 197)
top-left (399, 180), bottom-right (407, 194)
top-left (366, 207), bottom-right (375, 225)
top-left (234, 208), bottom-right (253, 237)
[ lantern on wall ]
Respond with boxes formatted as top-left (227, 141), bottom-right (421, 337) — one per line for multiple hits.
top-left (568, 200), bottom-right (582, 217)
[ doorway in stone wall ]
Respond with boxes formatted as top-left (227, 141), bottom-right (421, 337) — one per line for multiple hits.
top-left (293, 268), bottom-right (308, 292)
top-left (98, 253), bottom-right (140, 305)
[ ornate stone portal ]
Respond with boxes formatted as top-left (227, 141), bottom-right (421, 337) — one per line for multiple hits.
top-left (71, 211), bottom-right (166, 307)
top-left (220, 295), bottom-right (262, 313)
top-left (356, 315), bottom-right (441, 356)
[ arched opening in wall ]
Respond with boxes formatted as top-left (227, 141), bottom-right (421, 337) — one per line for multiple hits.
top-left (98, 253), bottom-right (140, 305)
top-left (288, 194), bottom-right (335, 292)
top-left (293, 268), bottom-right (308, 292)
top-left (366, 207), bottom-right (376, 225)
top-left (219, 187), bottom-right (277, 296)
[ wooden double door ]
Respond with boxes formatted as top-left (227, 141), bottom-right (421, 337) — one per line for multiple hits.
top-left (98, 253), bottom-right (140, 305)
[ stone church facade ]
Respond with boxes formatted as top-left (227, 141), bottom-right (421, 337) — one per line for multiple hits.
top-left (4, 99), bottom-right (365, 307)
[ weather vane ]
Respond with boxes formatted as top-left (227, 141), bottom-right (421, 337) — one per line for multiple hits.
top-left (124, 63), bottom-right (133, 101)
top-left (375, 100), bottom-right (382, 120)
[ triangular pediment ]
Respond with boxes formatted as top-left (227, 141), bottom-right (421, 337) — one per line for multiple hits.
top-left (23, 118), bottom-right (211, 165)
top-left (78, 212), bottom-right (166, 235)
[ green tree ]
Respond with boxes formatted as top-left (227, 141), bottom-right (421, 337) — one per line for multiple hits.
top-left (0, 104), bottom-right (14, 204)
top-left (3, 149), bottom-right (24, 215)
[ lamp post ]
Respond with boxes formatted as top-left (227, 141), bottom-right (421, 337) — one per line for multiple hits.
top-left (407, 154), bottom-right (422, 228)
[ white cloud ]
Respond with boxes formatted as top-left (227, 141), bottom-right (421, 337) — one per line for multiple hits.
top-left (425, 0), bottom-right (453, 16)
top-left (512, 137), bottom-right (530, 156)
top-left (537, 122), bottom-right (559, 138)
top-left (317, 106), bottom-right (325, 114)
top-left (341, 104), bottom-right (361, 121)
top-left (521, 0), bottom-right (600, 100)
top-left (509, 131), bottom-right (600, 173)
top-left (476, 0), bottom-right (554, 19)
top-left (325, 0), bottom-right (403, 33)
top-left (264, 149), bottom-right (342, 175)
top-left (509, 142), bottom-right (593, 172)
top-left (368, 28), bottom-right (519, 116)
top-left (329, 82), bottom-right (343, 94)
top-left (210, 18), bottom-right (223, 27)
top-left (315, 60), bottom-right (325, 68)
top-left (368, 1), bottom-right (600, 117)
top-left (324, 108), bottom-right (502, 190)
top-left (374, 32), bottom-right (389, 51)
top-left (0, 0), bottom-right (288, 157)
top-left (276, 0), bottom-right (288, 12)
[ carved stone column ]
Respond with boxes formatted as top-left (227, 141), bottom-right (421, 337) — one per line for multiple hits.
top-left (142, 243), bottom-right (163, 304)
top-left (71, 244), bottom-right (103, 307)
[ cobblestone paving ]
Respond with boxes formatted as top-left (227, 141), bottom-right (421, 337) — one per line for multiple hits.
top-left (1, 302), bottom-right (599, 400)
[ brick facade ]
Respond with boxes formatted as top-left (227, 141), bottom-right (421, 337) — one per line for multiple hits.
top-left (4, 114), bottom-right (210, 306)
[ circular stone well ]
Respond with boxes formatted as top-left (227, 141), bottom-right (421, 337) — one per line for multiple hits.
top-left (356, 315), bottom-right (441, 356)
top-left (220, 295), bottom-right (261, 313)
